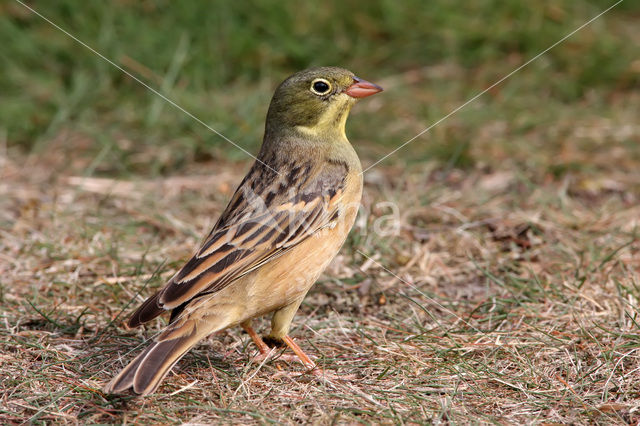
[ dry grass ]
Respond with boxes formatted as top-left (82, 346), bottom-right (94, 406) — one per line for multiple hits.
top-left (2, 1), bottom-right (640, 423)
top-left (2, 96), bottom-right (639, 423)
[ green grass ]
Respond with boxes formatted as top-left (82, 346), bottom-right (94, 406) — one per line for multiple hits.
top-left (1, 1), bottom-right (639, 174)
top-left (1, 0), bottom-right (640, 423)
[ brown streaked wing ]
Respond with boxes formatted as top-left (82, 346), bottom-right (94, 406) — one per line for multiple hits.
top-left (154, 161), bottom-right (347, 310)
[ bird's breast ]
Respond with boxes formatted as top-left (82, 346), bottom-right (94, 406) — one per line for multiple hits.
top-left (246, 174), bottom-right (362, 316)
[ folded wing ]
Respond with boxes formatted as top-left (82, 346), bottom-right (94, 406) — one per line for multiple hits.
top-left (127, 159), bottom-right (348, 327)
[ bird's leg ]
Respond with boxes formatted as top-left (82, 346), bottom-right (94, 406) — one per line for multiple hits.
top-left (268, 303), bottom-right (356, 380)
top-left (242, 301), bottom-right (347, 379)
top-left (240, 321), bottom-right (270, 355)
top-left (241, 321), bottom-right (299, 367)
top-left (282, 335), bottom-right (316, 370)
top-left (263, 299), bottom-right (323, 373)
top-left (280, 336), bottom-right (358, 380)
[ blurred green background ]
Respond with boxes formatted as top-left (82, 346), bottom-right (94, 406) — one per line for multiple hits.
top-left (1, 0), bottom-right (638, 175)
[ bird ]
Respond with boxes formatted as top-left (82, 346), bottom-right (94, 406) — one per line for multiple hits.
top-left (103, 66), bottom-right (382, 395)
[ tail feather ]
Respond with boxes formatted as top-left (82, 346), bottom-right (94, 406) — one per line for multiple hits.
top-left (103, 343), bottom-right (154, 394)
top-left (127, 291), bottom-right (165, 328)
top-left (134, 337), bottom-right (196, 394)
top-left (104, 320), bottom-right (204, 395)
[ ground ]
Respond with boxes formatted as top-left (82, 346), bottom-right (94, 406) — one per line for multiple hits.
top-left (1, 1), bottom-right (640, 424)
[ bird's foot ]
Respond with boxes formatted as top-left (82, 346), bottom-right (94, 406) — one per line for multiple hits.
top-left (262, 335), bottom-right (286, 348)
top-left (241, 324), bottom-right (342, 378)
top-left (241, 322), bottom-right (313, 367)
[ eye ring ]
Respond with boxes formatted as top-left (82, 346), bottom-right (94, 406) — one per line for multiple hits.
top-left (310, 78), bottom-right (332, 95)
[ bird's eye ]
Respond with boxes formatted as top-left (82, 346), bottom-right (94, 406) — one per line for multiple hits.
top-left (310, 79), bottom-right (332, 95)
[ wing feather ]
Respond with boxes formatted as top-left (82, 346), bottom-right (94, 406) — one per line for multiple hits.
top-left (145, 160), bottom-right (348, 312)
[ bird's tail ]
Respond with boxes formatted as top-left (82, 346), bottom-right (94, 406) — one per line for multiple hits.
top-left (104, 318), bottom-right (208, 395)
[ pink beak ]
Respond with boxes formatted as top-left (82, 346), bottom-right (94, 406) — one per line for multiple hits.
top-left (345, 76), bottom-right (383, 98)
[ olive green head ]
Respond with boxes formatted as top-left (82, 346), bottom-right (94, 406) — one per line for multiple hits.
top-left (264, 67), bottom-right (382, 140)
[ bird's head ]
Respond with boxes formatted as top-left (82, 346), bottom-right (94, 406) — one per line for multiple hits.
top-left (265, 67), bottom-right (382, 141)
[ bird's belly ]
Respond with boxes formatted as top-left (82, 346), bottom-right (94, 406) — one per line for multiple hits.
top-left (242, 173), bottom-right (362, 317)
top-left (244, 225), bottom-right (347, 317)
top-left (185, 224), bottom-right (352, 329)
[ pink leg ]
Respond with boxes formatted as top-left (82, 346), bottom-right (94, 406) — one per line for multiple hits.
top-left (241, 322), bottom-right (270, 355)
top-left (282, 335), bottom-right (316, 370)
